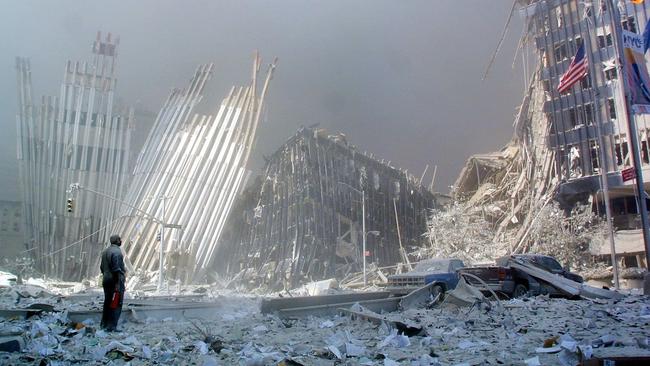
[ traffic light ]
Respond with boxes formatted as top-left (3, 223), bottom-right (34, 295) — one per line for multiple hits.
top-left (66, 198), bottom-right (74, 213)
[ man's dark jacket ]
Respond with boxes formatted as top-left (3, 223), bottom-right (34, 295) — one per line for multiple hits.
top-left (100, 244), bottom-right (126, 330)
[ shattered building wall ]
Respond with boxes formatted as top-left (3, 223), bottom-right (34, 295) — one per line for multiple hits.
top-left (217, 127), bottom-right (441, 289)
top-left (16, 32), bottom-right (133, 280)
top-left (450, 0), bottom-right (650, 267)
top-left (112, 56), bottom-right (276, 283)
top-left (518, 0), bottom-right (649, 265)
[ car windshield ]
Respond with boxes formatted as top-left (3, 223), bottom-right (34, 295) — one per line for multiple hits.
top-left (536, 256), bottom-right (563, 270)
top-left (413, 260), bottom-right (449, 273)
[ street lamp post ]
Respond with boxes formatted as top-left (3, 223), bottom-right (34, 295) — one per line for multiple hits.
top-left (364, 230), bottom-right (380, 285)
top-left (338, 181), bottom-right (370, 285)
top-left (361, 189), bottom-right (366, 285)
top-left (68, 183), bottom-right (181, 293)
top-left (158, 196), bottom-right (166, 292)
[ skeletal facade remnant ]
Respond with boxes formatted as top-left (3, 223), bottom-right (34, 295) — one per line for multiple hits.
top-left (112, 56), bottom-right (277, 283)
top-left (16, 32), bottom-right (132, 280)
top-left (217, 127), bottom-right (442, 289)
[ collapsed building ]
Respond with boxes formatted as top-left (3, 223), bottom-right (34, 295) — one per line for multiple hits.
top-left (15, 33), bottom-right (132, 280)
top-left (112, 56), bottom-right (277, 284)
top-left (217, 127), bottom-right (443, 289)
top-left (452, 0), bottom-right (650, 276)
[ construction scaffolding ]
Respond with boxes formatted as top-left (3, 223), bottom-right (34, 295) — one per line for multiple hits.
top-left (217, 127), bottom-right (442, 289)
top-left (112, 55), bottom-right (277, 283)
top-left (16, 32), bottom-right (133, 280)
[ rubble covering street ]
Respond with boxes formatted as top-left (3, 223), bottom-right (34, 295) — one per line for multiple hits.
top-left (5, 1), bottom-right (650, 365)
top-left (1, 281), bottom-right (649, 365)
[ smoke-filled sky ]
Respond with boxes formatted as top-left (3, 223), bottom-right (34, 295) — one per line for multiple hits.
top-left (0, 0), bottom-right (525, 201)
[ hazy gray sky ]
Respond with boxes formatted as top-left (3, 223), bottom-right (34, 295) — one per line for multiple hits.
top-left (0, 0), bottom-right (525, 201)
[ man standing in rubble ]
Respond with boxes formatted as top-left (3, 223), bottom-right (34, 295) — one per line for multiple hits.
top-left (100, 234), bottom-right (126, 331)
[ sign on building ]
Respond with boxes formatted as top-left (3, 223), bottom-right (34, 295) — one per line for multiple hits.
top-left (622, 166), bottom-right (637, 182)
top-left (622, 30), bottom-right (650, 114)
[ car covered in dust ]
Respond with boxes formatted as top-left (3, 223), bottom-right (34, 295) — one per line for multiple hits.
top-left (386, 258), bottom-right (465, 296)
top-left (460, 254), bottom-right (583, 298)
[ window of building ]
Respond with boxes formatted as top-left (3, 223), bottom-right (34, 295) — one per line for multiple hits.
top-left (590, 140), bottom-right (600, 171)
top-left (615, 140), bottom-right (630, 166)
top-left (543, 80), bottom-right (551, 92)
top-left (643, 140), bottom-right (650, 164)
top-left (583, 103), bottom-right (595, 125)
top-left (580, 74), bottom-right (592, 89)
top-left (554, 42), bottom-right (568, 62)
top-left (568, 107), bottom-right (578, 127)
top-left (605, 68), bottom-right (618, 81)
top-left (597, 33), bottom-right (613, 48)
top-left (608, 98), bottom-right (616, 119)
top-left (622, 17), bottom-right (637, 33)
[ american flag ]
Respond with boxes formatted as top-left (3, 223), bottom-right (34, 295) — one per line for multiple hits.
top-left (558, 43), bottom-right (589, 94)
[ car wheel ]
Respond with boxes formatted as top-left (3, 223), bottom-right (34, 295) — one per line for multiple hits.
top-left (513, 283), bottom-right (528, 298)
top-left (431, 284), bottom-right (444, 302)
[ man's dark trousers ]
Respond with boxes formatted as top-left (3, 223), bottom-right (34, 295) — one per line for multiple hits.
top-left (100, 274), bottom-right (124, 331)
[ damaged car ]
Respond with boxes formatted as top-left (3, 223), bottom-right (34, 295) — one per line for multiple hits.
top-left (386, 258), bottom-right (465, 296)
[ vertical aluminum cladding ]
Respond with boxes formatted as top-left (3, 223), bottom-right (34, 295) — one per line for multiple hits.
top-left (112, 56), bottom-right (276, 283)
top-left (16, 32), bottom-right (133, 280)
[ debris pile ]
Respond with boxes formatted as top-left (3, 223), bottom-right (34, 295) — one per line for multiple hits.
top-left (1, 283), bottom-right (649, 365)
top-left (423, 72), bottom-right (607, 272)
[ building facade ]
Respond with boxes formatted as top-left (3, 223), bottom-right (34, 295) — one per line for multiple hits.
top-left (217, 127), bottom-right (441, 289)
top-left (16, 33), bottom-right (133, 280)
top-left (520, 0), bottom-right (650, 267)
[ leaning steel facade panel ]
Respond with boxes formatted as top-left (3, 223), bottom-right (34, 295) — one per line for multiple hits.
top-left (113, 56), bottom-right (276, 283)
top-left (16, 32), bottom-right (133, 280)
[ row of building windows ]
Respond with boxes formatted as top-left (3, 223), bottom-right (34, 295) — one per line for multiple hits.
top-left (549, 98), bottom-right (616, 133)
top-left (557, 130), bottom-right (650, 180)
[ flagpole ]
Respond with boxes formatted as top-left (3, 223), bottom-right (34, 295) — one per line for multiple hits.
top-left (582, 2), bottom-right (620, 289)
top-left (607, 0), bottom-right (650, 270)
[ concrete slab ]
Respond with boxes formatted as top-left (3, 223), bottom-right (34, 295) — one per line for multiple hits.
top-left (260, 291), bottom-right (391, 314)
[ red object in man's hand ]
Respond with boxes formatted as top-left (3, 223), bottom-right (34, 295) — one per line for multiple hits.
top-left (110, 290), bottom-right (120, 309)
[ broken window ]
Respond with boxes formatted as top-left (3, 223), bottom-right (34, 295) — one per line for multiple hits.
top-left (605, 67), bottom-right (617, 81)
top-left (583, 103), bottom-right (595, 125)
top-left (615, 140), bottom-right (629, 166)
top-left (590, 140), bottom-right (600, 171)
top-left (568, 107), bottom-right (578, 127)
top-left (554, 42), bottom-right (568, 62)
top-left (622, 16), bottom-right (637, 33)
top-left (597, 33), bottom-right (613, 48)
top-left (607, 98), bottom-right (616, 119)
top-left (569, 145), bottom-right (582, 177)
